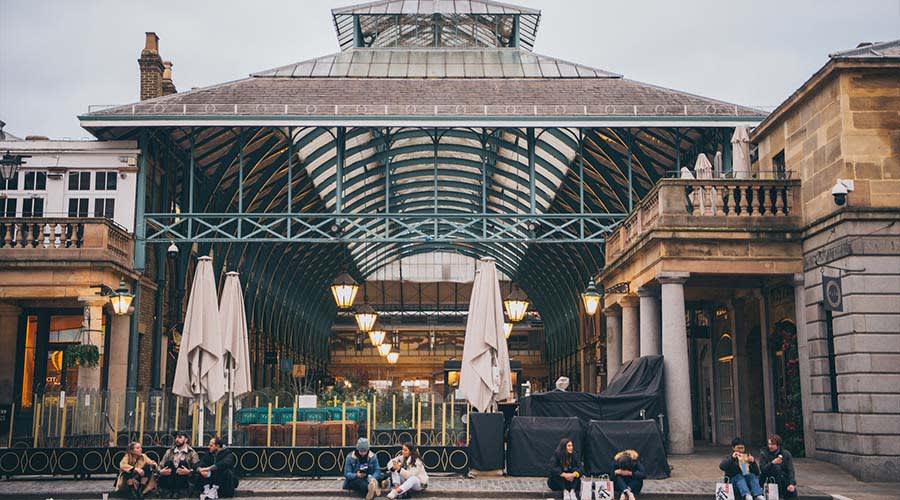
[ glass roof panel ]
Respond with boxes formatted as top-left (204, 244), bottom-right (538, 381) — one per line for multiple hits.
top-left (369, 63), bottom-right (390, 77)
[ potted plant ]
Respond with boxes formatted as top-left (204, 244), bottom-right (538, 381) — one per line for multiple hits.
top-left (63, 343), bottom-right (100, 369)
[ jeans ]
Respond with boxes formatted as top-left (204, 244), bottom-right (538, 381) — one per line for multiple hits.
top-left (158, 461), bottom-right (193, 492)
top-left (731, 474), bottom-right (763, 497)
top-left (547, 475), bottom-right (582, 497)
top-left (390, 471), bottom-right (424, 496)
top-left (613, 475), bottom-right (644, 494)
top-left (344, 476), bottom-right (374, 497)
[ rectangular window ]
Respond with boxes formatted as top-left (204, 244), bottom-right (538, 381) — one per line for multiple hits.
top-left (94, 171), bottom-right (117, 191)
top-left (24, 172), bottom-right (47, 191)
top-left (1, 198), bottom-right (16, 217)
top-left (94, 198), bottom-right (115, 219)
top-left (22, 198), bottom-right (44, 217)
top-left (0, 172), bottom-right (18, 190)
top-left (773, 150), bottom-right (786, 178)
top-left (68, 171), bottom-right (90, 191)
top-left (67, 198), bottom-right (89, 217)
top-left (824, 309), bottom-right (839, 412)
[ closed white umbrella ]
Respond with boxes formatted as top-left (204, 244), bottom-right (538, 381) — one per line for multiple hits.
top-left (731, 126), bottom-right (751, 179)
top-left (459, 257), bottom-right (512, 413)
top-left (172, 256), bottom-right (225, 446)
top-left (220, 271), bottom-right (252, 446)
top-left (694, 153), bottom-right (717, 214)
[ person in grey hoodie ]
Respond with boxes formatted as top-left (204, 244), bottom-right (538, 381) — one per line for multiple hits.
top-left (759, 434), bottom-right (797, 498)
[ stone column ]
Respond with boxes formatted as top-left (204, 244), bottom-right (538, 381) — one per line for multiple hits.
top-left (107, 314), bottom-right (131, 436)
top-left (620, 295), bottom-right (640, 364)
top-left (793, 274), bottom-right (816, 457)
top-left (660, 272), bottom-right (693, 454)
top-left (638, 286), bottom-right (661, 356)
top-left (604, 308), bottom-right (622, 382)
top-left (0, 304), bottom-right (22, 405)
top-left (755, 290), bottom-right (776, 436)
top-left (77, 297), bottom-right (108, 393)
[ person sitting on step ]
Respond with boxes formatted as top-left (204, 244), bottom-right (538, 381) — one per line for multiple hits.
top-left (759, 434), bottom-right (798, 498)
top-left (343, 437), bottom-right (382, 500)
top-left (547, 438), bottom-right (583, 500)
top-left (613, 449), bottom-right (646, 500)
top-left (157, 431), bottom-right (200, 498)
top-left (384, 442), bottom-right (429, 499)
top-left (115, 441), bottom-right (158, 499)
top-left (195, 436), bottom-right (238, 499)
top-left (720, 437), bottom-right (764, 500)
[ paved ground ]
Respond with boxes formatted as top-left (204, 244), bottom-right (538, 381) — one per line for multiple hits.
top-left (0, 444), bottom-right (896, 499)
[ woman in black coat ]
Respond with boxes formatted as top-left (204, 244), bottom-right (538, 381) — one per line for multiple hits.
top-left (613, 449), bottom-right (646, 500)
top-left (547, 438), bottom-right (583, 500)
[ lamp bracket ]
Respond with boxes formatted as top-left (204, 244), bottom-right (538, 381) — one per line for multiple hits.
top-left (602, 282), bottom-right (630, 295)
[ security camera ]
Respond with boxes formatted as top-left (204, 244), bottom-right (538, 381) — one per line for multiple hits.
top-left (831, 180), bottom-right (853, 206)
top-left (167, 242), bottom-right (179, 259)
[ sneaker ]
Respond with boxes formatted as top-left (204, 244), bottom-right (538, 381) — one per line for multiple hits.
top-left (744, 495), bottom-right (753, 500)
top-left (754, 496), bottom-right (765, 500)
top-left (620, 493), bottom-right (628, 500)
top-left (627, 491), bottom-right (636, 500)
top-left (386, 491), bottom-right (398, 500)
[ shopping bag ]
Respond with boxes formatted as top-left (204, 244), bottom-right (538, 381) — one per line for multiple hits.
top-left (594, 474), bottom-right (615, 500)
top-left (580, 477), bottom-right (594, 500)
top-left (715, 477), bottom-right (735, 500)
top-left (764, 477), bottom-right (780, 500)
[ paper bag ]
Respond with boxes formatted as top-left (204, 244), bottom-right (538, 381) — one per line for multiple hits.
top-left (764, 477), bottom-right (780, 500)
top-left (715, 478), bottom-right (735, 500)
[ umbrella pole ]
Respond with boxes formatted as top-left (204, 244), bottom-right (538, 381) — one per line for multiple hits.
top-left (198, 394), bottom-right (204, 446)
top-left (228, 365), bottom-right (234, 446)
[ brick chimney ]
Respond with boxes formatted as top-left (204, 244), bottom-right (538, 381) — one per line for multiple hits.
top-left (138, 32), bottom-right (164, 101)
top-left (162, 61), bottom-right (177, 95)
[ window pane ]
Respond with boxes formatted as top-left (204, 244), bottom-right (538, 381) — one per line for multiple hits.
top-left (68, 198), bottom-right (78, 217)
top-left (105, 199), bottom-right (115, 218)
top-left (1, 172), bottom-right (19, 190)
top-left (80, 172), bottom-right (90, 190)
top-left (25, 172), bottom-right (35, 190)
top-left (69, 172), bottom-right (78, 190)
top-left (23, 198), bottom-right (32, 217)
top-left (36, 172), bottom-right (46, 190)
top-left (95, 173), bottom-right (105, 190)
top-left (34, 198), bottom-right (44, 217)
top-left (107, 172), bottom-right (117, 191)
top-left (79, 198), bottom-right (88, 216)
top-left (2, 199), bottom-right (16, 217)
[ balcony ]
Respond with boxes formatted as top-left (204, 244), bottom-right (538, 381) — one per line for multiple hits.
top-left (0, 217), bottom-right (134, 269)
top-left (604, 174), bottom-right (803, 267)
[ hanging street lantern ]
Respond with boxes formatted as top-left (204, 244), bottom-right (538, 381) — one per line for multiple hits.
top-left (109, 277), bottom-right (135, 316)
top-left (369, 329), bottom-right (386, 347)
top-left (581, 279), bottom-right (602, 316)
top-left (330, 272), bottom-right (359, 309)
top-left (377, 343), bottom-right (392, 357)
top-left (504, 286), bottom-right (529, 322)
top-left (0, 150), bottom-right (30, 182)
top-left (503, 322), bottom-right (513, 339)
top-left (386, 351), bottom-right (400, 364)
top-left (354, 303), bottom-right (378, 333)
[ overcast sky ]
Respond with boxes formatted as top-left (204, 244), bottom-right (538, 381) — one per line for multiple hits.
top-left (1, 0), bottom-right (898, 139)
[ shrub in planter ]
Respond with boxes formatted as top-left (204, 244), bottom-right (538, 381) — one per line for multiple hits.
top-left (63, 344), bottom-right (100, 369)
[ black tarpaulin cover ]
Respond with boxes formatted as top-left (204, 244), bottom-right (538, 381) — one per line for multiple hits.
top-left (598, 355), bottom-right (665, 421)
top-left (507, 416), bottom-right (583, 476)
top-left (518, 356), bottom-right (665, 422)
top-left (468, 412), bottom-right (505, 470)
top-left (584, 420), bottom-right (670, 478)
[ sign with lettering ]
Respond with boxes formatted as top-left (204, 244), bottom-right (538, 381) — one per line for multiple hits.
top-left (822, 276), bottom-right (843, 312)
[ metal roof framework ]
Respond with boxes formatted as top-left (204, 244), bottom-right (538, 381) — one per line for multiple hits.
top-left (88, 121), bottom-right (739, 363)
top-left (78, 0), bottom-right (766, 365)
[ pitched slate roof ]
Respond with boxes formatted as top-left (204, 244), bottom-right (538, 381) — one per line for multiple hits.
top-left (829, 39), bottom-right (900, 60)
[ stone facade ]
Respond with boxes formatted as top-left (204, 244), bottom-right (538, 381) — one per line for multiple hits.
top-left (752, 42), bottom-right (900, 481)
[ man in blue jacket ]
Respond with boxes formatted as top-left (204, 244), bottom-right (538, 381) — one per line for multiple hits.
top-left (344, 438), bottom-right (381, 499)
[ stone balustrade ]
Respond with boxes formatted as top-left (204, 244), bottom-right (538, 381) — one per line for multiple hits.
top-left (0, 217), bottom-right (134, 266)
top-left (605, 176), bottom-right (802, 264)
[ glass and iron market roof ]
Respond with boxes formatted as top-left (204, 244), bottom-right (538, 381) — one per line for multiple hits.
top-left (78, 1), bottom-right (767, 360)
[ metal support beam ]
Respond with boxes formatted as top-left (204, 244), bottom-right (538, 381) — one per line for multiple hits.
top-left (336, 127), bottom-right (346, 215)
top-left (527, 127), bottom-right (536, 213)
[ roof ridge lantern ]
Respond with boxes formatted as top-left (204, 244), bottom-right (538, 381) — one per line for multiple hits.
top-left (332, 0), bottom-right (541, 52)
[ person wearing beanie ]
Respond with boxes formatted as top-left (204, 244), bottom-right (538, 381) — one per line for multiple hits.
top-left (343, 438), bottom-right (382, 499)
